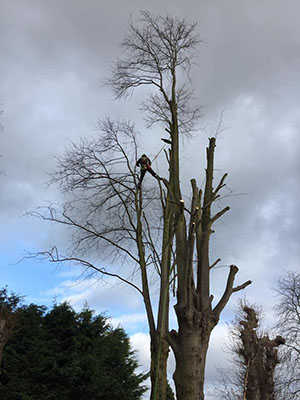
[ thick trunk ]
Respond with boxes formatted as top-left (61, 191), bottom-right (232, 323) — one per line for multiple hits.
top-left (150, 334), bottom-right (169, 400)
top-left (172, 308), bottom-right (216, 400)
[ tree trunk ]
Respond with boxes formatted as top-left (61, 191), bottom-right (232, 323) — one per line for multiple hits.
top-left (150, 334), bottom-right (170, 400)
top-left (166, 137), bottom-right (251, 400)
top-left (172, 306), bottom-right (217, 400)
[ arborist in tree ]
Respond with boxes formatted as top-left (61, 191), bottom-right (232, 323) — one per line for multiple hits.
top-left (136, 154), bottom-right (161, 189)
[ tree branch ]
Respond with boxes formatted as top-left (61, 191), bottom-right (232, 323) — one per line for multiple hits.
top-left (213, 265), bottom-right (251, 318)
top-left (211, 206), bottom-right (230, 223)
top-left (213, 173), bottom-right (228, 197)
top-left (210, 258), bottom-right (221, 270)
top-left (232, 280), bottom-right (252, 293)
top-left (30, 249), bottom-right (144, 296)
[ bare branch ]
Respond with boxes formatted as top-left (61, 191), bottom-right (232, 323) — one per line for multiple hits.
top-left (213, 265), bottom-right (252, 318)
top-left (213, 173), bottom-right (228, 197)
top-left (106, 11), bottom-right (201, 135)
top-left (31, 248), bottom-right (144, 296)
top-left (232, 280), bottom-right (252, 293)
top-left (210, 258), bottom-right (221, 270)
top-left (211, 206), bottom-right (230, 223)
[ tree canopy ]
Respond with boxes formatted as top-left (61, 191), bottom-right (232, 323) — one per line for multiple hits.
top-left (0, 298), bottom-right (147, 400)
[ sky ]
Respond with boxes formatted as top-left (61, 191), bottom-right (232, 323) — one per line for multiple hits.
top-left (1, 0), bottom-right (300, 398)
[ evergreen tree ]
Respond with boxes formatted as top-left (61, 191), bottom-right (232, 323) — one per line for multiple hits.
top-left (0, 301), bottom-right (147, 400)
top-left (0, 303), bottom-right (48, 399)
top-left (0, 287), bottom-right (22, 366)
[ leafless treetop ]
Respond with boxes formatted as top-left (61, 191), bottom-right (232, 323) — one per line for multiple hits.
top-left (106, 11), bottom-right (202, 135)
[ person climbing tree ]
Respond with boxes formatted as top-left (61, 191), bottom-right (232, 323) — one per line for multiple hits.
top-left (136, 154), bottom-right (161, 189)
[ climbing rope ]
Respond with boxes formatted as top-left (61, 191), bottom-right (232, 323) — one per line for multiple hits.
top-left (151, 143), bottom-right (167, 163)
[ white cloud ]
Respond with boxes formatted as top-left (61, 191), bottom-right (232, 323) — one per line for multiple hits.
top-left (41, 274), bottom-right (145, 317)
top-left (110, 313), bottom-right (148, 334)
top-left (1, 0), bottom-right (300, 396)
top-left (206, 323), bottom-right (232, 384)
top-left (130, 332), bottom-right (151, 371)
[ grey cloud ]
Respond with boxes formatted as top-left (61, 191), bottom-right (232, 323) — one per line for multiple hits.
top-left (1, 0), bottom-right (299, 395)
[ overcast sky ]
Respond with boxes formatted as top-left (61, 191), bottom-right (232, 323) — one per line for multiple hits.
top-left (1, 0), bottom-right (299, 398)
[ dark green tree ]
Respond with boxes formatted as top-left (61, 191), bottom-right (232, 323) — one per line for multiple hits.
top-left (0, 303), bottom-right (48, 399)
top-left (0, 287), bottom-right (22, 366)
top-left (0, 301), bottom-right (147, 400)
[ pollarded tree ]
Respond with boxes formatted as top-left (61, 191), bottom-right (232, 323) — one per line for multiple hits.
top-left (32, 11), bottom-right (251, 400)
top-left (217, 301), bottom-right (285, 400)
top-left (237, 306), bottom-right (285, 400)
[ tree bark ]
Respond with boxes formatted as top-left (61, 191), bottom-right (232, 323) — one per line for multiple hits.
top-left (150, 334), bottom-right (170, 400)
top-left (172, 309), bottom-right (216, 400)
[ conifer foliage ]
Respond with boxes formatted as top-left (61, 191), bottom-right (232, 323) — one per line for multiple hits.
top-left (0, 294), bottom-right (147, 400)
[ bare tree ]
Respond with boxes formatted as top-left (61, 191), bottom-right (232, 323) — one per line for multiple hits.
top-left (217, 301), bottom-right (285, 400)
top-left (33, 12), bottom-right (252, 400)
top-left (108, 12), bottom-right (252, 400)
top-left (274, 271), bottom-right (300, 399)
top-left (31, 117), bottom-right (172, 400)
